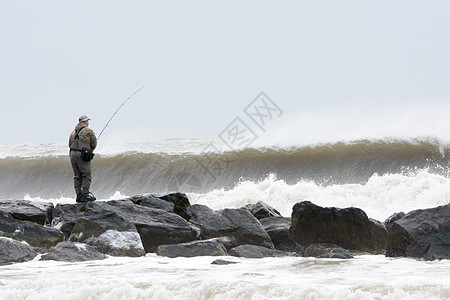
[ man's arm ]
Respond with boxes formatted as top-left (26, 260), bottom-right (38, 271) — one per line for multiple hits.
top-left (90, 130), bottom-right (97, 150)
top-left (68, 131), bottom-right (75, 148)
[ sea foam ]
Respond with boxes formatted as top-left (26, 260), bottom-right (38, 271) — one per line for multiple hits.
top-left (191, 170), bottom-right (450, 221)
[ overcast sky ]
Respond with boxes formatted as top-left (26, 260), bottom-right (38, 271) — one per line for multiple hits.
top-left (1, 1), bottom-right (449, 145)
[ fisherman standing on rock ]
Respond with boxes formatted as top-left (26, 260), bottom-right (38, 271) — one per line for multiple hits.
top-left (69, 115), bottom-right (97, 202)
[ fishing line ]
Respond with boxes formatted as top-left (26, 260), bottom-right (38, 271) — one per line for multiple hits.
top-left (97, 86), bottom-right (145, 139)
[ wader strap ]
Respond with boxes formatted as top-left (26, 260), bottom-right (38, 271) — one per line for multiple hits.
top-left (74, 127), bottom-right (85, 140)
top-left (71, 127), bottom-right (88, 153)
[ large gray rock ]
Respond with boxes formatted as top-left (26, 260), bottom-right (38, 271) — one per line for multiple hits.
top-left (157, 239), bottom-right (227, 258)
top-left (128, 195), bottom-right (174, 212)
top-left (106, 200), bottom-right (199, 253)
top-left (53, 201), bottom-right (132, 239)
top-left (187, 204), bottom-right (274, 250)
top-left (245, 201), bottom-right (282, 220)
top-left (69, 212), bottom-right (145, 257)
top-left (260, 217), bottom-right (302, 254)
top-left (0, 237), bottom-right (38, 265)
top-left (53, 201), bottom-right (199, 253)
top-left (0, 200), bottom-right (53, 225)
top-left (289, 201), bottom-right (387, 254)
top-left (386, 204), bottom-right (450, 260)
top-left (304, 243), bottom-right (354, 259)
top-left (41, 241), bottom-right (107, 262)
top-left (228, 244), bottom-right (294, 258)
top-left (0, 210), bottom-right (63, 249)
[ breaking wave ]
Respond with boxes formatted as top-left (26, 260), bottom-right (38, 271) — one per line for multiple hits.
top-left (0, 138), bottom-right (448, 200)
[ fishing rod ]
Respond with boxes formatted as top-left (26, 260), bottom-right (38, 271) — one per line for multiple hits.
top-left (97, 86), bottom-right (145, 140)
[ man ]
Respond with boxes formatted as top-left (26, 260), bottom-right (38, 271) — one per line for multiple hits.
top-left (68, 115), bottom-right (97, 202)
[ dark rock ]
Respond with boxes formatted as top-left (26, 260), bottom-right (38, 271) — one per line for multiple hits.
top-left (0, 237), bottom-right (38, 265)
top-left (52, 201), bottom-right (125, 239)
top-left (384, 212), bottom-right (406, 232)
top-left (289, 201), bottom-right (387, 253)
top-left (52, 201), bottom-right (128, 239)
top-left (245, 201), bottom-right (282, 219)
top-left (157, 239), bottom-right (227, 258)
top-left (40, 241), bottom-right (107, 262)
top-left (69, 213), bottom-right (145, 257)
top-left (106, 200), bottom-right (199, 253)
top-left (386, 204), bottom-right (450, 260)
top-left (0, 200), bottom-right (53, 225)
top-left (211, 259), bottom-right (238, 265)
top-left (53, 201), bottom-right (199, 253)
top-left (228, 244), bottom-right (294, 258)
top-left (187, 204), bottom-right (274, 250)
top-left (304, 243), bottom-right (354, 259)
top-left (157, 193), bottom-right (191, 220)
top-left (128, 195), bottom-right (174, 212)
top-left (0, 210), bottom-right (63, 248)
top-left (260, 217), bottom-right (303, 254)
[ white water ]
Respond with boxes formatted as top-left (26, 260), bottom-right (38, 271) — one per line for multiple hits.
top-left (0, 254), bottom-right (449, 300)
top-left (191, 171), bottom-right (450, 221)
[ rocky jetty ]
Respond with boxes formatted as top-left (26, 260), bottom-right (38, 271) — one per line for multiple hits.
top-left (0, 195), bottom-right (448, 264)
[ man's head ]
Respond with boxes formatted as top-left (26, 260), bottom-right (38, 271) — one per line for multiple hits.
top-left (79, 115), bottom-right (91, 126)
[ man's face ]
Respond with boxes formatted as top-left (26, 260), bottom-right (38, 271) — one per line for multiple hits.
top-left (83, 120), bottom-right (89, 127)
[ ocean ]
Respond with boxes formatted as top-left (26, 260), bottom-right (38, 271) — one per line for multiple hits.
top-left (0, 138), bottom-right (449, 299)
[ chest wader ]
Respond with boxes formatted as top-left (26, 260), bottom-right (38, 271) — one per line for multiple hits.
top-left (70, 127), bottom-right (96, 202)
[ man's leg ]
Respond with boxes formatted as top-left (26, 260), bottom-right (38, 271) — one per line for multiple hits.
top-left (79, 160), bottom-right (93, 199)
top-left (70, 157), bottom-right (82, 199)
